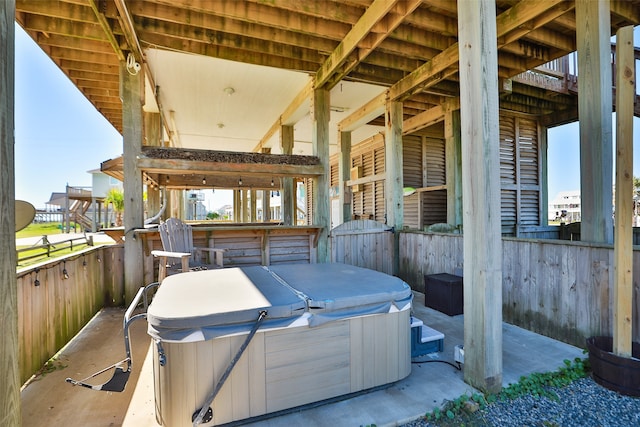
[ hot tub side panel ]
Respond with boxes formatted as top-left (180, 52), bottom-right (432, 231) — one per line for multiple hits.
top-left (153, 310), bottom-right (410, 426)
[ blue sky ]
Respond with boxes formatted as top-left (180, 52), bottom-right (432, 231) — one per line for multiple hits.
top-left (13, 24), bottom-right (640, 209)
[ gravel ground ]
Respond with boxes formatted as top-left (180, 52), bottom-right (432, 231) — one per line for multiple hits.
top-left (401, 376), bottom-right (640, 427)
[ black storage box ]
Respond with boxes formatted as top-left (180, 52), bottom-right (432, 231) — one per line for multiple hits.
top-left (424, 273), bottom-right (463, 316)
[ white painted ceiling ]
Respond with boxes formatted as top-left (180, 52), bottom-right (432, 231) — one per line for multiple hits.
top-left (144, 48), bottom-right (386, 156)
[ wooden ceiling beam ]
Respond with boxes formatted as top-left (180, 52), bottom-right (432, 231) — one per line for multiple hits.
top-left (421, 0), bottom-right (458, 16)
top-left (388, 24), bottom-right (456, 52)
top-left (58, 59), bottom-right (119, 73)
top-left (140, 32), bottom-right (320, 72)
top-left (389, 0), bottom-right (572, 101)
top-left (85, 94), bottom-right (122, 104)
top-left (403, 7), bottom-right (458, 37)
top-left (74, 78), bottom-right (119, 90)
top-left (136, 18), bottom-right (327, 66)
top-left (81, 86), bottom-right (121, 97)
top-left (245, 0), bottom-right (365, 25)
top-left (16, 0), bottom-right (97, 24)
top-left (35, 32), bottom-right (115, 54)
top-left (128, 1), bottom-right (338, 55)
top-left (376, 36), bottom-right (441, 62)
top-left (315, 0), bottom-right (422, 89)
top-left (153, 0), bottom-right (353, 40)
top-left (20, 14), bottom-right (107, 41)
top-left (138, 31), bottom-right (322, 73)
top-left (496, 0), bottom-right (570, 47)
top-left (498, 1), bottom-right (575, 49)
top-left (521, 26), bottom-right (576, 52)
top-left (68, 69), bottom-right (118, 82)
top-left (611, 0), bottom-right (640, 23)
top-left (47, 45), bottom-right (119, 65)
top-left (338, 91), bottom-right (387, 132)
top-left (87, 0), bottom-right (126, 62)
top-left (113, 0), bottom-right (145, 62)
top-left (254, 79), bottom-right (313, 152)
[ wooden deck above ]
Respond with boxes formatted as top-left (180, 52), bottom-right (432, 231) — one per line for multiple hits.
top-left (15, 1), bottom-right (640, 144)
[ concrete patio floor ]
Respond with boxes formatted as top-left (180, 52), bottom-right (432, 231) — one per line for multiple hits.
top-left (21, 291), bottom-right (585, 427)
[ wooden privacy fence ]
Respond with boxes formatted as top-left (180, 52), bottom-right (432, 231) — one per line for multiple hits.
top-left (17, 245), bottom-right (124, 385)
top-left (398, 230), bottom-right (640, 349)
top-left (330, 220), bottom-right (395, 275)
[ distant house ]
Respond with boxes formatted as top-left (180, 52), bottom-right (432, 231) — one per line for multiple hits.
top-left (549, 190), bottom-right (581, 223)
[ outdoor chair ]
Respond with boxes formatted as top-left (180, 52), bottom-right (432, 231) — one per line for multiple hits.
top-left (151, 217), bottom-right (226, 282)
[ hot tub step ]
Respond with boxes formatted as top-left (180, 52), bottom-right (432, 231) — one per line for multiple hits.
top-left (410, 317), bottom-right (444, 357)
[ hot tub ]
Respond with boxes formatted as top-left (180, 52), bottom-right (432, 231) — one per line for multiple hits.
top-left (147, 263), bottom-right (413, 426)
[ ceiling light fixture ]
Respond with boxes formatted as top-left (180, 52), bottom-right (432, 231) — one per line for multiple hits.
top-left (224, 87), bottom-right (235, 96)
top-left (271, 178), bottom-right (274, 187)
top-left (239, 177), bottom-right (243, 186)
top-left (202, 177), bottom-right (207, 185)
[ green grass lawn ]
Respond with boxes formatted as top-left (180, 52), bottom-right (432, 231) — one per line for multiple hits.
top-left (16, 222), bottom-right (78, 239)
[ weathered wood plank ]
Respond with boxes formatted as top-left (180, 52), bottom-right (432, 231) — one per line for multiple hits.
top-left (576, 0), bottom-right (613, 243)
top-left (458, 0), bottom-right (503, 393)
top-left (613, 25), bottom-right (635, 356)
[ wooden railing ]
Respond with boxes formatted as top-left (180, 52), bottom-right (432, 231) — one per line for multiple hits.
top-left (17, 234), bottom-right (94, 264)
top-left (513, 45), bottom-right (640, 112)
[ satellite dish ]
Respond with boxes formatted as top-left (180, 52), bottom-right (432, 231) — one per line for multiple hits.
top-left (403, 187), bottom-right (416, 197)
top-left (15, 200), bottom-right (36, 232)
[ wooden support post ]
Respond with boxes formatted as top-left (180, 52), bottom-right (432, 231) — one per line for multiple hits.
top-left (250, 189), bottom-right (257, 222)
top-left (145, 112), bottom-right (161, 221)
top-left (261, 148), bottom-right (273, 223)
top-left (539, 124), bottom-right (549, 226)
top-left (385, 101), bottom-right (403, 228)
top-left (233, 190), bottom-right (240, 222)
top-left (281, 125), bottom-right (295, 225)
top-left (0, 1), bottom-right (21, 424)
top-left (65, 184), bottom-right (70, 232)
top-left (121, 61), bottom-right (145, 304)
top-left (613, 25), bottom-right (634, 358)
top-left (458, 0), bottom-right (503, 394)
top-left (576, 0), bottom-right (613, 244)
top-left (445, 107), bottom-right (462, 227)
top-left (242, 189), bottom-right (249, 222)
top-left (385, 100), bottom-right (403, 275)
top-left (338, 130), bottom-right (352, 225)
top-left (262, 190), bottom-right (271, 222)
top-left (312, 88), bottom-right (331, 263)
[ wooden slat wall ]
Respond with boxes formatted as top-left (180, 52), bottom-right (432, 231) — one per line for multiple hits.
top-left (330, 162), bottom-right (339, 187)
top-left (404, 193), bottom-right (419, 229)
top-left (403, 135), bottom-right (422, 228)
top-left (16, 245), bottom-right (123, 384)
top-left (374, 146), bottom-right (386, 222)
top-left (268, 234), bottom-right (312, 264)
top-left (499, 113), bottom-right (541, 232)
top-left (403, 135), bottom-right (422, 187)
top-left (422, 190), bottom-right (447, 225)
top-left (425, 137), bottom-right (446, 186)
top-left (398, 231), bottom-right (640, 348)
